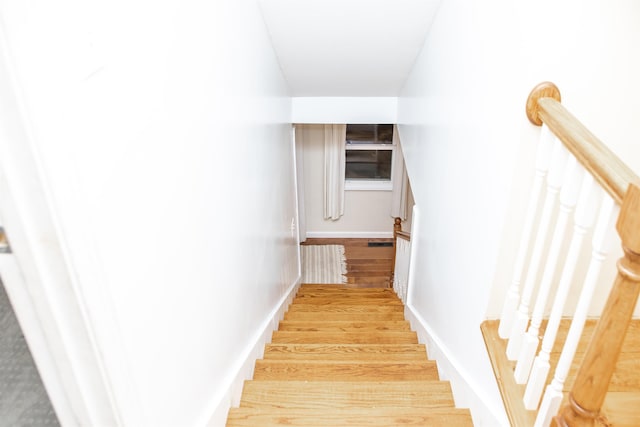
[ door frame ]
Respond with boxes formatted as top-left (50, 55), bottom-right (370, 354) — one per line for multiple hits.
top-left (0, 31), bottom-right (121, 427)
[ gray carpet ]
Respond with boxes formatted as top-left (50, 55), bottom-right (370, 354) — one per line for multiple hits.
top-left (0, 279), bottom-right (59, 427)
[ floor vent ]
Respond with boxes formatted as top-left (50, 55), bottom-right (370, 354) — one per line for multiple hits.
top-left (368, 241), bottom-right (393, 247)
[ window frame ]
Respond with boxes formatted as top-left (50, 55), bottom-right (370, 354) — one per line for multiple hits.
top-left (344, 141), bottom-right (395, 192)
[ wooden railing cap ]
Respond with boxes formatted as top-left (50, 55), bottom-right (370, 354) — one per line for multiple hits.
top-left (526, 82), bottom-right (561, 126)
top-left (526, 81), bottom-right (640, 205)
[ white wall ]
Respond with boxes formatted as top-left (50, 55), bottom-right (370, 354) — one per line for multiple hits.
top-left (397, 0), bottom-right (640, 425)
top-left (292, 97), bottom-right (397, 124)
top-left (297, 124), bottom-right (396, 238)
top-left (0, 1), bottom-right (297, 426)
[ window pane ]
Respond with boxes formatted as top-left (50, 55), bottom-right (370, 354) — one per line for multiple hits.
top-left (345, 149), bottom-right (392, 180)
top-left (346, 124), bottom-right (393, 145)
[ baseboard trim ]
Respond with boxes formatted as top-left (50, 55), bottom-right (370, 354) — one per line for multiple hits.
top-left (405, 303), bottom-right (509, 427)
top-left (201, 276), bottom-right (301, 427)
top-left (305, 231), bottom-right (393, 239)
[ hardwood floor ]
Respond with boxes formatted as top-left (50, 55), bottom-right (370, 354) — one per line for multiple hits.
top-left (481, 319), bottom-right (640, 427)
top-left (302, 238), bottom-right (394, 288)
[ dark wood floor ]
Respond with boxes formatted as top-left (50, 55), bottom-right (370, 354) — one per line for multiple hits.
top-left (302, 238), bottom-right (394, 288)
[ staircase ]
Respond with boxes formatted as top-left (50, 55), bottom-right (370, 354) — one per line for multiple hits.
top-left (226, 284), bottom-right (473, 426)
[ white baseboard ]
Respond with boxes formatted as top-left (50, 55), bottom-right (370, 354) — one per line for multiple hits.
top-left (405, 304), bottom-right (509, 427)
top-left (305, 231), bottom-right (393, 239)
top-left (201, 277), bottom-right (301, 427)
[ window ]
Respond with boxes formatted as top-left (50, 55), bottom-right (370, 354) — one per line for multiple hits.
top-left (345, 124), bottom-right (394, 190)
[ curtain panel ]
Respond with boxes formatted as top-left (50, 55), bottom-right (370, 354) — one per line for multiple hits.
top-left (323, 124), bottom-right (346, 220)
top-left (391, 124), bottom-right (410, 220)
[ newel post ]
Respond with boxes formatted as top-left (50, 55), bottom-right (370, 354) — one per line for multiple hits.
top-left (554, 184), bottom-right (640, 427)
top-left (390, 217), bottom-right (402, 288)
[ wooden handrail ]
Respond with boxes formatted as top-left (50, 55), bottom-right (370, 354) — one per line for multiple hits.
top-left (527, 82), bottom-right (640, 205)
top-left (526, 82), bottom-right (640, 426)
top-left (396, 230), bottom-right (411, 241)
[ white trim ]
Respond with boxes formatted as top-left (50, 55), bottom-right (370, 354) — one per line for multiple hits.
top-left (404, 304), bottom-right (509, 427)
top-left (203, 277), bottom-right (302, 427)
top-left (345, 141), bottom-right (395, 191)
top-left (0, 253), bottom-right (77, 425)
top-left (305, 231), bottom-right (394, 239)
top-left (345, 180), bottom-right (392, 191)
top-left (345, 144), bottom-right (394, 150)
top-left (0, 26), bottom-right (122, 426)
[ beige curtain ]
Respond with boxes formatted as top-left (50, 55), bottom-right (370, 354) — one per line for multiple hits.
top-left (294, 125), bottom-right (307, 242)
top-left (323, 124), bottom-right (346, 220)
top-left (391, 125), bottom-right (410, 220)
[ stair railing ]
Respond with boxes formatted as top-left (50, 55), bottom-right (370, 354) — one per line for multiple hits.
top-left (496, 82), bottom-right (640, 426)
top-left (391, 217), bottom-right (411, 303)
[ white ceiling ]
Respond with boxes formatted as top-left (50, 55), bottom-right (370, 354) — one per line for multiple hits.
top-left (258, 0), bottom-right (442, 97)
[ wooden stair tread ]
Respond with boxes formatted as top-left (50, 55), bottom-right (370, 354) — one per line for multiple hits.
top-left (239, 380), bottom-right (456, 409)
top-left (294, 293), bottom-right (397, 300)
top-left (291, 298), bottom-right (402, 306)
top-left (481, 319), bottom-right (640, 427)
top-left (602, 391), bottom-right (640, 427)
top-left (277, 320), bottom-right (411, 331)
top-left (263, 344), bottom-right (428, 360)
top-left (298, 284), bottom-right (389, 289)
top-left (286, 304), bottom-right (404, 313)
top-left (271, 331), bottom-right (418, 344)
top-left (298, 283), bottom-right (391, 289)
top-left (346, 277), bottom-right (391, 285)
top-left (296, 286), bottom-right (395, 293)
top-left (253, 360), bottom-right (439, 381)
top-left (347, 258), bottom-right (393, 269)
top-left (294, 295), bottom-right (396, 302)
top-left (347, 265), bottom-right (393, 272)
top-left (284, 312), bottom-right (406, 321)
top-left (346, 268), bottom-right (391, 279)
top-left (226, 407), bottom-right (474, 426)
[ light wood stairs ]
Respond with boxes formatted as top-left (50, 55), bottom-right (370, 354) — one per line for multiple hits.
top-left (226, 284), bottom-right (473, 426)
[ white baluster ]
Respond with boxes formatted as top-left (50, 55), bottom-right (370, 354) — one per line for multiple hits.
top-left (499, 125), bottom-right (554, 339)
top-left (534, 195), bottom-right (619, 427)
top-left (523, 173), bottom-right (600, 409)
top-left (393, 238), bottom-right (411, 304)
top-left (506, 138), bottom-right (567, 360)
top-left (514, 155), bottom-right (582, 383)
